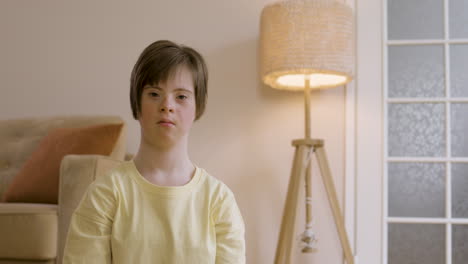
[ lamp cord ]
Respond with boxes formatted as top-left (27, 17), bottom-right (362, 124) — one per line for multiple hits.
top-left (300, 148), bottom-right (317, 251)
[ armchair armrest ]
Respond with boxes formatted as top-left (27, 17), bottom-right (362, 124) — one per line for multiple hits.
top-left (57, 154), bottom-right (124, 264)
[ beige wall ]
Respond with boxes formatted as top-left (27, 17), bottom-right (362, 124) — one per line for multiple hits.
top-left (0, 0), bottom-right (349, 263)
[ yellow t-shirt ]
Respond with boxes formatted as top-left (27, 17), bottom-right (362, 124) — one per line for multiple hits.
top-left (63, 160), bottom-right (245, 264)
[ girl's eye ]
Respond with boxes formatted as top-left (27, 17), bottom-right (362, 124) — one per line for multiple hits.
top-left (149, 92), bottom-right (159, 97)
top-left (177, 95), bottom-right (188, 100)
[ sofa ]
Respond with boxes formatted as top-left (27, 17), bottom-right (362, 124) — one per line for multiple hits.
top-left (0, 116), bottom-right (131, 264)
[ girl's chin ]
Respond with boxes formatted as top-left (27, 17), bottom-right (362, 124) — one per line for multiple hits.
top-left (145, 133), bottom-right (187, 147)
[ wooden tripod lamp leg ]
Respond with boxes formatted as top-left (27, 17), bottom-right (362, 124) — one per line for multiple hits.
top-left (274, 145), bottom-right (310, 264)
top-left (315, 145), bottom-right (354, 264)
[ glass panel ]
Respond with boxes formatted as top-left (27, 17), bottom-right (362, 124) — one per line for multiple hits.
top-left (388, 223), bottom-right (445, 264)
top-left (388, 0), bottom-right (443, 40)
top-left (388, 103), bottom-right (445, 157)
top-left (451, 103), bottom-right (468, 157)
top-left (388, 162), bottom-right (445, 217)
top-left (450, 45), bottom-right (468, 97)
top-left (453, 225), bottom-right (468, 264)
top-left (388, 45), bottom-right (445, 98)
top-left (452, 163), bottom-right (468, 218)
top-left (449, 0), bottom-right (468, 38)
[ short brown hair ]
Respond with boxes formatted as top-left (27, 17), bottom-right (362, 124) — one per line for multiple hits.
top-left (130, 40), bottom-right (208, 120)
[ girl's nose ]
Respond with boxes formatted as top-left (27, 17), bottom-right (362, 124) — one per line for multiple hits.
top-left (159, 106), bottom-right (174, 113)
top-left (160, 98), bottom-right (174, 113)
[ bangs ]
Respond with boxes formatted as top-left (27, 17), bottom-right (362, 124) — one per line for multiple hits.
top-left (142, 50), bottom-right (196, 88)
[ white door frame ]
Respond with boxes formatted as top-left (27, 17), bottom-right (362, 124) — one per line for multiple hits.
top-left (350, 0), bottom-right (385, 263)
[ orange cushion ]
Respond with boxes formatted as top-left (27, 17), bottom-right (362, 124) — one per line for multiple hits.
top-left (1, 123), bottom-right (123, 204)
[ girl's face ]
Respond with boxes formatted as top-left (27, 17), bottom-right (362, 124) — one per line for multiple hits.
top-left (138, 65), bottom-right (196, 148)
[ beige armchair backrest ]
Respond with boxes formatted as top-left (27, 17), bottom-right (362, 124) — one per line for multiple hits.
top-left (0, 115), bottom-right (127, 198)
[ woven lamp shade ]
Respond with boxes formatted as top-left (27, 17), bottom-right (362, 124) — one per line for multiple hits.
top-left (260, 0), bottom-right (355, 91)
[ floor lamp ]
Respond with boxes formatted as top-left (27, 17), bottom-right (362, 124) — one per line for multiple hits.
top-left (259, 0), bottom-right (355, 263)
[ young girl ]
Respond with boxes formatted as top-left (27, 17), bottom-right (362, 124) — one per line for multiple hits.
top-left (63, 40), bottom-right (245, 263)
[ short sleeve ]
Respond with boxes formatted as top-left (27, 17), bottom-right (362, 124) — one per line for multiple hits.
top-left (62, 175), bottom-right (117, 264)
top-left (212, 188), bottom-right (246, 264)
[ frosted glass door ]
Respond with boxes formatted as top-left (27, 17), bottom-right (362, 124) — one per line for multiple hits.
top-left (386, 0), bottom-right (468, 263)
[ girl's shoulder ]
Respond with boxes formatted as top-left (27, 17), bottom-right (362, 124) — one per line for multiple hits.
top-left (91, 160), bottom-right (135, 188)
top-left (198, 168), bottom-right (236, 201)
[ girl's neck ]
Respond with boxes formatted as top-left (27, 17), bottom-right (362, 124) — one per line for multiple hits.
top-left (132, 137), bottom-right (195, 186)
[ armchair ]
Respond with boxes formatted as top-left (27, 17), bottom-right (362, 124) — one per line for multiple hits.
top-left (0, 116), bottom-right (131, 264)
